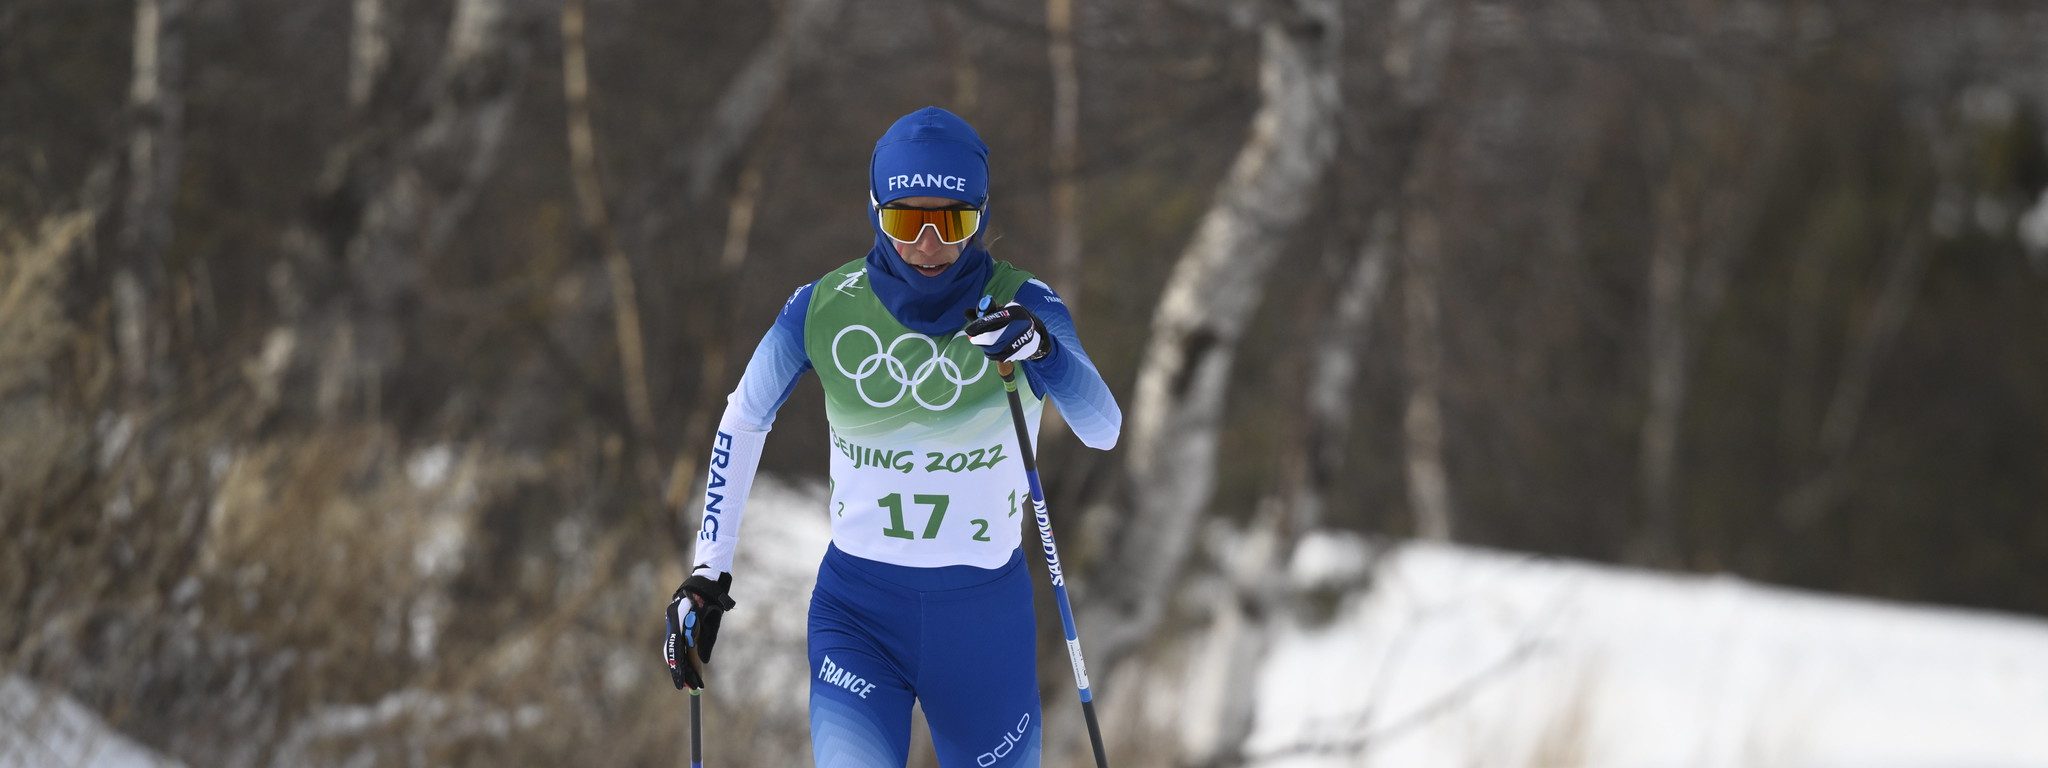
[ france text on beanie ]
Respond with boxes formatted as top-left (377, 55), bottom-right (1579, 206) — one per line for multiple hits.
top-left (870, 106), bottom-right (990, 207)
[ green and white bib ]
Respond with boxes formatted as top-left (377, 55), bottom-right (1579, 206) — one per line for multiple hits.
top-left (806, 258), bottom-right (1042, 569)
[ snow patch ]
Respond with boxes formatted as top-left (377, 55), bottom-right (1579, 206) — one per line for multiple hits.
top-left (1245, 540), bottom-right (2048, 767)
top-left (1, 676), bottom-right (184, 768)
top-left (2018, 188), bottom-right (2048, 272)
top-left (406, 444), bottom-right (454, 488)
top-left (1287, 530), bottom-right (1372, 590)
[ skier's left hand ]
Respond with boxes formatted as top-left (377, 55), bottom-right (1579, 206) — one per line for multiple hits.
top-left (966, 301), bottom-right (1053, 362)
top-left (665, 572), bottom-right (735, 690)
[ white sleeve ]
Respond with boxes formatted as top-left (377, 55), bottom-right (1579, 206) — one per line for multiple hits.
top-left (688, 413), bottom-right (768, 578)
top-left (687, 285), bottom-right (813, 578)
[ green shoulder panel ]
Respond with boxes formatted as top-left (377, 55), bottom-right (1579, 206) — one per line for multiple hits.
top-left (804, 257), bottom-right (1040, 440)
top-left (805, 257), bottom-right (874, 328)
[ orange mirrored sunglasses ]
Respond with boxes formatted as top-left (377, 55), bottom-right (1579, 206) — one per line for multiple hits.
top-left (876, 202), bottom-right (983, 245)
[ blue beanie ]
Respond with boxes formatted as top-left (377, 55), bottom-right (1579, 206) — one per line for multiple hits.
top-left (862, 106), bottom-right (995, 336)
top-left (869, 107), bottom-right (990, 206)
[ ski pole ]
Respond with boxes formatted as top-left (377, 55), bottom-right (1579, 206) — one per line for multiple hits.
top-left (995, 358), bottom-right (1110, 768)
top-left (689, 685), bottom-right (702, 768)
top-left (683, 610), bottom-right (705, 768)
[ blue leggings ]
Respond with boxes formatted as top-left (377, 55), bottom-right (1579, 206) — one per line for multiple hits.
top-left (808, 544), bottom-right (1042, 767)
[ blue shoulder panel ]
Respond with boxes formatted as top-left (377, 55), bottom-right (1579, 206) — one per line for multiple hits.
top-left (1015, 279), bottom-right (1122, 450)
top-left (727, 282), bottom-right (816, 431)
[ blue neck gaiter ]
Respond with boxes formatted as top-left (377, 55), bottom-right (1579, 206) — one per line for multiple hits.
top-left (863, 107), bottom-right (994, 337)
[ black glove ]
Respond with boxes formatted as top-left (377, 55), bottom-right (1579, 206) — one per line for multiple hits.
top-left (965, 301), bottom-right (1054, 362)
top-left (665, 570), bottom-right (736, 690)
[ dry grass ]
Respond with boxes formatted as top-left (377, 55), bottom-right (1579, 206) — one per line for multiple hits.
top-left (1, 213), bottom-right (824, 766)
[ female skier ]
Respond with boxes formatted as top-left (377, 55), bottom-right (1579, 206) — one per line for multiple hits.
top-left (663, 106), bottom-right (1121, 767)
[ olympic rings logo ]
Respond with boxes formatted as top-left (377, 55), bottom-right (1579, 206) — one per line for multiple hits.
top-left (830, 325), bottom-right (990, 411)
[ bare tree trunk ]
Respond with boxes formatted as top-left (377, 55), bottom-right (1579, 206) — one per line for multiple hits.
top-left (627, 0), bottom-right (844, 521)
top-left (562, 0), bottom-right (654, 444)
top-left (338, 0), bottom-right (539, 418)
top-left (1781, 235), bottom-right (1830, 459)
top-left (1287, 212), bottom-right (1394, 535)
top-left (665, 159), bottom-right (765, 516)
top-left (1814, 226), bottom-right (1927, 460)
top-left (261, 0), bottom-right (546, 424)
top-left (1399, 178), bottom-right (1454, 542)
top-left (659, 0), bottom-right (846, 208)
top-left (634, 0), bottom-right (843, 269)
top-left (1387, 0), bottom-right (1463, 544)
top-left (1779, 229), bottom-right (1931, 529)
top-left (1202, 4), bottom-right (1453, 759)
top-left (1634, 93), bottom-right (1787, 562)
top-left (1275, 0), bottom-right (1457, 545)
top-left (1636, 117), bottom-right (1693, 561)
top-left (929, 3), bottom-right (979, 114)
top-left (110, 0), bottom-right (187, 404)
top-left (347, 0), bottom-right (391, 110)
top-left (1085, 0), bottom-right (1341, 675)
top-left (1047, 0), bottom-right (1083, 294)
top-left (1781, 115), bottom-right (1943, 530)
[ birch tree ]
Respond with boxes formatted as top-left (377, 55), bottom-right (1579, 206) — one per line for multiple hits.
top-left (108, 0), bottom-right (188, 404)
top-left (1393, 0), bottom-right (1460, 543)
top-left (1047, 0), bottom-right (1084, 294)
top-left (622, 0), bottom-right (849, 518)
top-left (562, 0), bottom-right (655, 445)
top-left (1083, 0), bottom-right (1342, 673)
top-left (1779, 106), bottom-right (1952, 530)
top-left (1633, 72), bottom-right (1790, 563)
top-left (264, 0), bottom-right (548, 423)
top-left (1287, 213), bottom-right (1393, 535)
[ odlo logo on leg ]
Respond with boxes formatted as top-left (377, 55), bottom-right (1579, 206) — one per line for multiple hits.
top-left (976, 713), bottom-right (1031, 766)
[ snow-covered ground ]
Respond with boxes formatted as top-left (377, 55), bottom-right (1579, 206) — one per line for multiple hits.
top-left (1248, 534), bottom-right (2048, 767)
top-left (13, 477), bottom-right (2048, 766)
top-left (718, 479), bottom-right (2048, 767)
top-left (0, 676), bottom-right (184, 768)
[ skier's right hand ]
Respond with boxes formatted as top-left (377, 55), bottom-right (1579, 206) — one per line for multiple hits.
top-left (965, 301), bottom-right (1053, 363)
top-left (665, 570), bottom-right (736, 690)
